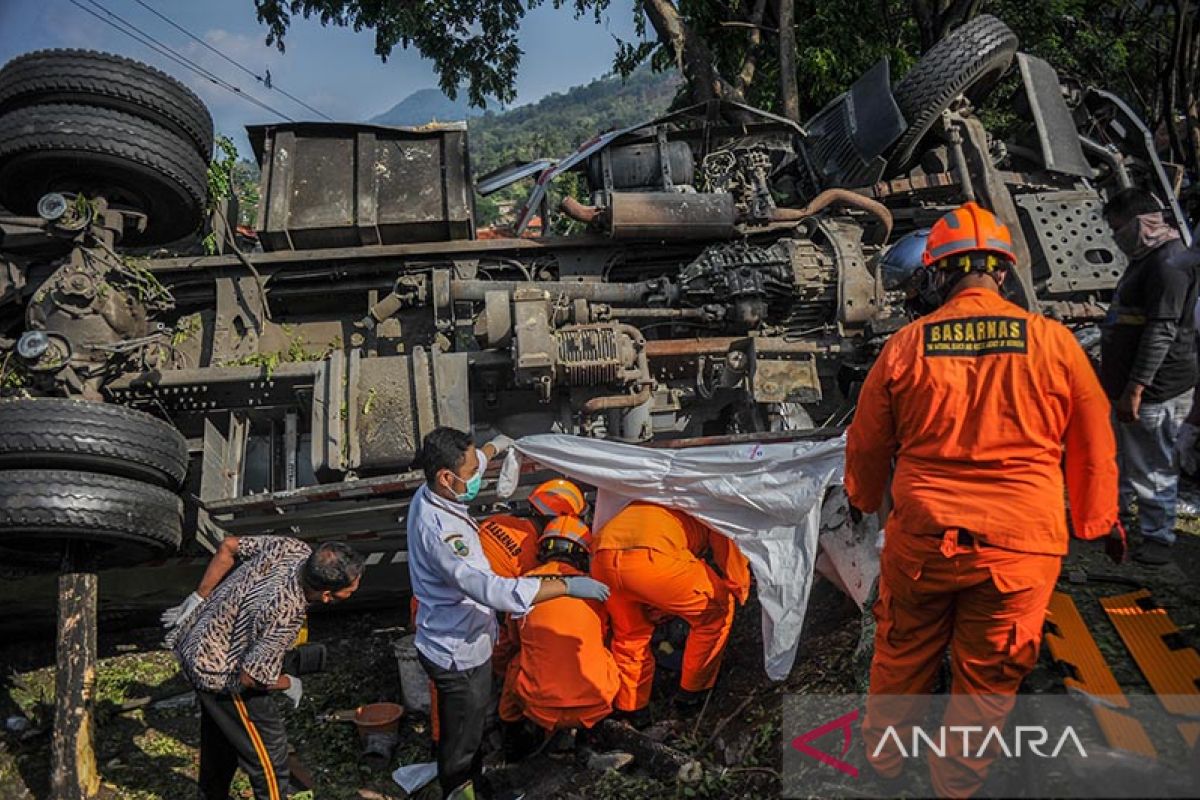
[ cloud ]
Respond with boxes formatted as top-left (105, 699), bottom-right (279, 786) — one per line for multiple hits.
top-left (176, 28), bottom-right (290, 116)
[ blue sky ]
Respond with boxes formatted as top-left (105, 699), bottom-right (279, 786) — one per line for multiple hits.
top-left (0, 0), bottom-right (641, 156)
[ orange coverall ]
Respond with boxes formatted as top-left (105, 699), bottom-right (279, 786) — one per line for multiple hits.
top-left (415, 513), bottom-right (541, 740)
top-left (498, 560), bottom-right (620, 731)
top-left (846, 287), bottom-right (1117, 797)
top-left (479, 514), bottom-right (541, 676)
top-left (591, 502), bottom-right (750, 712)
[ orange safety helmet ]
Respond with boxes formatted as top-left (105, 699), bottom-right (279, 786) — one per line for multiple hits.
top-left (527, 478), bottom-right (586, 517)
top-left (922, 202), bottom-right (1016, 269)
top-left (538, 515), bottom-right (592, 556)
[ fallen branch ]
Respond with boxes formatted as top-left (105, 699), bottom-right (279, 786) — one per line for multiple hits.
top-left (697, 690), bottom-right (767, 758)
top-left (690, 688), bottom-right (715, 741)
top-left (594, 719), bottom-right (693, 778)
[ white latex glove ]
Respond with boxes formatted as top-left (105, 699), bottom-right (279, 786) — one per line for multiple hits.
top-left (486, 434), bottom-right (515, 456)
top-left (281, 675), bottom-right (303, 708)
top-left (1176, 422), bottom-right (1200, 474)
top-left (161, 592), bottom-right (205, 629)
top-left (564, 576), bottom-right (610, 602)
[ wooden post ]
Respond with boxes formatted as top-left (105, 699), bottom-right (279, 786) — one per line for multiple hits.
top-left (50, 544), bottom-right (100, 799)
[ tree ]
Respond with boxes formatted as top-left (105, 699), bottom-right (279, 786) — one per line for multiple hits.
top-left (253, 0), bottom-right (912, 123)
top-left (988, 0), bottom-right (1200, 172)
top-left (777, 0), bottom-right (800, 120)
top-left (252, 0), bottom-right (1200, 171)
top-left (911, 0), bottom-right (984, 51)
top-left (253, 0), bottom-right (556, 107)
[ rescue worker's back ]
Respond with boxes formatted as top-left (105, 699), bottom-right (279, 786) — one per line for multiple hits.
top-left (846, 287), bottom-right (1117, 553)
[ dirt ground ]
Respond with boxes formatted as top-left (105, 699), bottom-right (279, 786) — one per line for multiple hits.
top-left (1, 503), bottom-right (1197, 800)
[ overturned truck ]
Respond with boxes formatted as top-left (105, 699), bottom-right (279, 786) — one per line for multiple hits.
top-left (0, 16), bottom-right (1188, 571)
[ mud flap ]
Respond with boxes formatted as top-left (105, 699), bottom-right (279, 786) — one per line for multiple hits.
top-left (1044, 591), bottom-right (1156, 758)
top-left (1101, 590), bottom-right (1200, 748)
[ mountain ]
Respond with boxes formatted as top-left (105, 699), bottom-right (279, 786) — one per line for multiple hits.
top-left (367, 66), bottom-right (681, 226)
top-left (370, 88), bottom-right (490, 127)
top-left (468, 66), bottom-right (681, 177)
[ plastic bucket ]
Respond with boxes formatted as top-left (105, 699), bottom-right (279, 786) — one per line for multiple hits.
top-left (354, 702), bottom-right (404, 739)
top-left (394, 635), bottom-right (431, 714)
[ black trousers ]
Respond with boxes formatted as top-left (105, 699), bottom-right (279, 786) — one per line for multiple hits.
top-left (196, 689), bottom-right (290, 800)
top-left (419, 651), bottom-right (493, 796)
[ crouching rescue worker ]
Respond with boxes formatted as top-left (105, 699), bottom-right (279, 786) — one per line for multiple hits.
top-left (846, 202), bottom-right (1122, 797)
top-left (591, 501), bottom-right (750, 723)
top-left (484, 478), bottom-right (588, 674)
top-left (408, 427), bottom-right (610, 799)
top-left (480, 479), bottom-right (586, 579)
top-left (161, 536), bottom-right (364, 800)
top-left (499, 515), bottom-right (619, 749)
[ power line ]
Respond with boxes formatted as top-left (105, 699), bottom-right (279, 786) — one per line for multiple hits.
top-left (81, 0), bottom-right (296, 121)
top-left (65, 0), bottom-right (296, 122)
top-left (128, 0), bottom-right (334, 121)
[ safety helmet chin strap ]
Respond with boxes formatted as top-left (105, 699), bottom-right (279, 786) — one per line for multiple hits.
top-left (935, 253), bottom-right (1009, 274)
top-left (929, 254), bottom-right (1010, 303)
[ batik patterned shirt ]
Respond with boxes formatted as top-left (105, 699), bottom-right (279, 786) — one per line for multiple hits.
top-left (171, 536), bottom-right (311, 693)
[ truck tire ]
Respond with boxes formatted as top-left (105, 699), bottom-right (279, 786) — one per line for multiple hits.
top-left (885, 15), bottom-right (1018, 176)
top-left (0, 470), bottom-right (183, 569)
top-left (0, 398), bottom-right (189, 489)
top-left (0, 49), bottom-right (213, 158)
top-left (0, 104), bottom-right (208, 244)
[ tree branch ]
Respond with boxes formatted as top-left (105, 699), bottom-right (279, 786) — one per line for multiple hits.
top-left (733, 0), bottom-right (770, 99)
top-left (719, 20), bottom-right (777, 33)
top-left (642, 0), bottom-right (735, 105)
top-left (1165, 0), bottom-right (1188, 166)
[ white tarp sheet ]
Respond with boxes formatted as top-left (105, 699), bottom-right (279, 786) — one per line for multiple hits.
top-left (498, 433), bottom-right (851, 680)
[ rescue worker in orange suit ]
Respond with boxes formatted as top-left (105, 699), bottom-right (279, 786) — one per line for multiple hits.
top-left (591, 501), bottom-right (750, 724)
top-left (480, 479), bottom-right (588, 580)
top-left (846, 202), bottom-right (1124, 797)
top-left (485, 478), bottom-right (587, 676)
top-left (499, 515), bottom-right (619, 755)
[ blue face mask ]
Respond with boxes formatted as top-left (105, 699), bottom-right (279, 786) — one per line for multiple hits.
top-left (450, 462), bottom-right (484, 503)
top-left (456, 471), bottom-right (483, 503)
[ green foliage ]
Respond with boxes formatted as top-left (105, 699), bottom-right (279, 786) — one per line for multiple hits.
top-left (469, 65), bottom-right (678, 176)
top-left (250, 0), bottom-right (1189, 156)
top-left (206, 135), bottom-right (239, 207)
top-left (170, 314), bottom-right (202, 348)
top-left (223, 326), bottom-right (336, 377)
top-left (468, 65), bottom-right (678, 227)
top-left (254, 0), bottom-right (589, 107)
top-left (984, 0), bottom-right (1162, 120)
top-left (114, 254), bottom-right (173, 308)
top-left (0, 351), bottom-right (30, 395)
top-left (204, 136), bottom-right (239, 255)
top-left (233, 158), bottom-right (262, 228)
top-left (613, 0), bottom-right (917, 121)
top-left (205, 136), bottom-right (262, 252)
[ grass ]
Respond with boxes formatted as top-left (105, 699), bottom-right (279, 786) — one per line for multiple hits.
top-left (2, 502), bottom-right (1198, 799)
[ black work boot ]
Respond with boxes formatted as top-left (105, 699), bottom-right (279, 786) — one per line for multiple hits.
top-left (673, 688), bottom-right (708, 715)
top-left (1134, 539), bottom-right (1173, 566)
top-left (501, 719), bottom-right (541, 763)
top-left (610, 706), bottom-right (652, 729)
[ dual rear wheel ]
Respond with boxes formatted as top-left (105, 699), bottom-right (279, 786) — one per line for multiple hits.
top-left (0, 399), bottom-right (188, 571)
top-left (0, 49), bottom-right (213, 245)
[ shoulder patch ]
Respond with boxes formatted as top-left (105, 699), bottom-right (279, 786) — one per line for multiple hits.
top-left (923, 316), bottom-right (1028, 357)
top-left (443, 534), bottom-right (470, 558)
